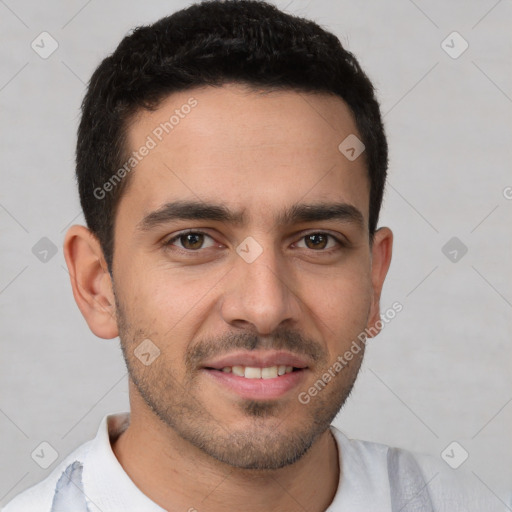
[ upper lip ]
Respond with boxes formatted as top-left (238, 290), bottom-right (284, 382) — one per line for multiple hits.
top-left (202, 351), bottom-right (310, 370)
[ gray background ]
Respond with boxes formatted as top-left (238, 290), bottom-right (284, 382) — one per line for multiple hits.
top-left (1, 0), bottom-right (511, 506)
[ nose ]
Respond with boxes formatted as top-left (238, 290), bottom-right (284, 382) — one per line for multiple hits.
top-left (220, 245), bottom-right (302, 335)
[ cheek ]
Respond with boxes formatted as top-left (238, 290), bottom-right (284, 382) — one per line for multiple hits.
top-left (299, 257), bottom-right (373, 315)
top-left (297, 263), bottom-right (373, 352)
top-left (117, 245), bottom-right (373, 346)
top-left (120, 266), bottom-right (220, 340)
top-left (321, 288), bottom-right (372, 341)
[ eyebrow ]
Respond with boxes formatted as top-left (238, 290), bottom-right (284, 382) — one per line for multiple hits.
top-left (136, 200), bottom-right (365, 232)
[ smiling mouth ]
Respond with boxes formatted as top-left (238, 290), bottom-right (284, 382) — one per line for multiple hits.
top-left (202, 362), bottom-right (308, 400)
top-left (205, 365), bottom-right (304, 379)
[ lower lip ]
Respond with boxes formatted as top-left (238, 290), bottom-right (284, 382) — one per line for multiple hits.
top-left (202, 369), bottom-right (308, 400)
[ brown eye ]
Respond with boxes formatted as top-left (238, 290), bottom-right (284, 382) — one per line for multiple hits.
top-left (166, 231), bottom-right (216, 251)
top-left (305, 233), bottom-right (328, 250)
top-left (296, 233), bottom-right (340, 251)
top-left (180, 233), bottom-right (204, 250)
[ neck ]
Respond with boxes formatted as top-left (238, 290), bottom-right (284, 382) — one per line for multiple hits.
top-left (112, 396), bottom-right (341, 512)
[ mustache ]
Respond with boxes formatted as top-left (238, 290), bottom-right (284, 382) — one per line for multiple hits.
top-left (185, 328), bottom-right (326, 372)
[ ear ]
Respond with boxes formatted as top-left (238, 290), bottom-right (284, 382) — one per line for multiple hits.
top-left (63, 225), bottom-right (119, 339)
top-left (366, 227), bottom-right (393, 338)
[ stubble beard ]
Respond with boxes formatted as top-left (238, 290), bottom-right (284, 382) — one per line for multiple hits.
top-left (115, 294), bottom-right (364, 470)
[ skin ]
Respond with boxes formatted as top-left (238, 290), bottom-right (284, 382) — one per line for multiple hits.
top-left (64, 83), bottom-right (392, 512)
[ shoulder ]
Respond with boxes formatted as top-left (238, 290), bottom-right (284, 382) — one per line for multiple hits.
top-left (2, 441), bottom-right (92, 512)
top-left (3, 413), bottom-right (130, 512)
top-left (329, 426), bottom-right (507, 511)
top-left (409, 450), bottom-right (507, 512)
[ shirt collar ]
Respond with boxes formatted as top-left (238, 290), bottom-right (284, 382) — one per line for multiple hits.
top-left (82, 412), bottom-right (165, 512)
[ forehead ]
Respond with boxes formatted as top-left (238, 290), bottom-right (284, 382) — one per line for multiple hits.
top-left (119, 84), bottom-right (369, 227)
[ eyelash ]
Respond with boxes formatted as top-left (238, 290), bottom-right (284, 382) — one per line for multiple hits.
top-left (163, 230), bottom-right (346, 253)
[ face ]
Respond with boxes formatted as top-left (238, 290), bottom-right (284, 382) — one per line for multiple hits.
top-left (110, 84), bottom-right (390, 470)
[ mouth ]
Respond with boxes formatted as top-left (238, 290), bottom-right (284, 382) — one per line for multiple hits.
top-left (201, 351), bottom-right (310, 400)
top-left (205, 365), bottom-right (301, 379)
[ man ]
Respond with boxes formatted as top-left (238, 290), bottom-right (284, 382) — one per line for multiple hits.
top-left (3, 1), bottom-right (501, 511)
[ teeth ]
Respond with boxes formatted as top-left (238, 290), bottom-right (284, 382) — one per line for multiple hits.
top-left (261, 366), bottom-right (278, 379)
top-left (245, 367), bottom-right (262, 379)
top-left (232, 366), bottom-right (245, 377)
top-left (219, 365), bottom-right (297, 378)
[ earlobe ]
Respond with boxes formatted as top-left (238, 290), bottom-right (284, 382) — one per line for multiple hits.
top-left (366, 227), bottom-right (393, 338)
top-left (63, 225), bottom-right (119, 339)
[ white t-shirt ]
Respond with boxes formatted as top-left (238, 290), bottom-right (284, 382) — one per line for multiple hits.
top-left (3, 412), bottom-right (507, 511)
